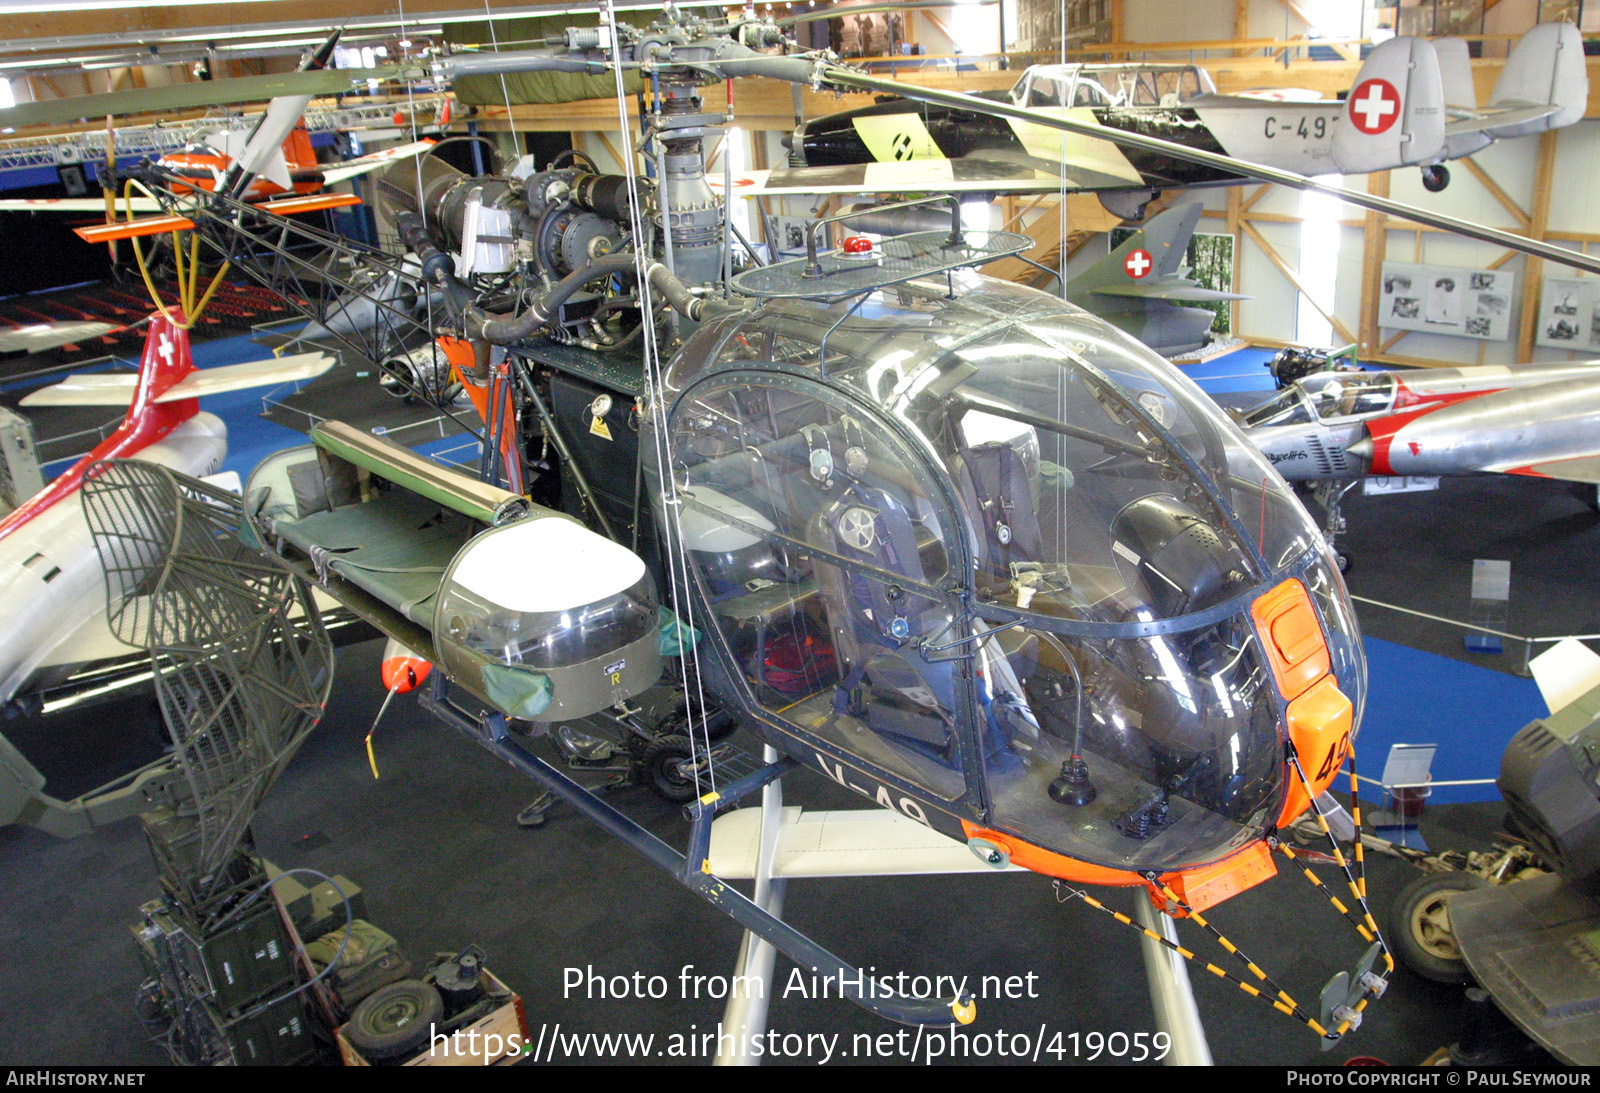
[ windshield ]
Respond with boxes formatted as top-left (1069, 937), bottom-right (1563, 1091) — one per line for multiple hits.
top-left (1240, 387), bottom-right (1313, 429)
top-left (1301, 372), bottom-right (1397, 420)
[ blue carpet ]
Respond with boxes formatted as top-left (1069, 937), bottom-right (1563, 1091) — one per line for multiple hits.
top-left (1176, 348), bottom-right (1280, 397)
top-left (1358, 636), bottom-right (1545, 805)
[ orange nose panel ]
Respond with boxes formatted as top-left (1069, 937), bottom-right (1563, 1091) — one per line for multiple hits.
top-left (381, 655), bottom-right (432, 694)
top-left (1276, 675), bottom-right (1354, 826)
top-left (1252, 578), bottom-right (1331, 699)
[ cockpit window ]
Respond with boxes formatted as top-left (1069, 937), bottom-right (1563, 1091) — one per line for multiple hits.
top-left (1303, 373), bottom-right (1397, 420)
top-left (1071, 79), bottom-right (1112, 107)
top-left (1239, 387), bottom-right (1313, 429)
top-left (1024, 76), bottom-right (1067, 108)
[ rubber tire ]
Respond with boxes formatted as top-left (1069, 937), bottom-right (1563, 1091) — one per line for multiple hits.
top-left (1422, 164), bottom-right (1450, 193)
top-left (1390, 871), bottom-right (1488, 985)
top-left (1335, 550), bottom-right (1353, 575)
top-left (643, 734), bottom-right (699, 803)
top-left (346, 979), bottom-right (445, 1061)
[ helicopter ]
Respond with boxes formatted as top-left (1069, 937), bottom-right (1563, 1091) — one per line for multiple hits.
top-left (74, 1), bottom-right (1600, 1040)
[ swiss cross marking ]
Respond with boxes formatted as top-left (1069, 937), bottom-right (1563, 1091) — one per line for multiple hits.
top-left (1348, 79), bottom-right (1401, 135)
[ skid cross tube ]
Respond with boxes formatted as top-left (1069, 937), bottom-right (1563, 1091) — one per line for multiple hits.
top-left (418, 677), bottom-right (974, 1027)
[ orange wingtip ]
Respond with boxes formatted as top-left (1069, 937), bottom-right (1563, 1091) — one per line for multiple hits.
top-left (74, 215), bottom-right (195, 243)
top-left (258, 193), bottom-right (363, 215)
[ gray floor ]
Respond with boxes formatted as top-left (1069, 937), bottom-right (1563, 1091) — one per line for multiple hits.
top-left (0, 637), bottom-right (1508, 1067)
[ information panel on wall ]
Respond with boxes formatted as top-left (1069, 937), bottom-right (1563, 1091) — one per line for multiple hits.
top-left (1379, 262), bottom-right (1515, 341)
top-left (1536, 276), bottom-right (1600, 351)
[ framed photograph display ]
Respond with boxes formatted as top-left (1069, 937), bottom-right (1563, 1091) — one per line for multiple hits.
top-left (1379, 262), bottom-right (1514, 341)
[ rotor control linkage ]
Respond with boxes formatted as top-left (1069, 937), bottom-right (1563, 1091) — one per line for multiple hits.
top-left (421, 676), bottom-right (976, 1027)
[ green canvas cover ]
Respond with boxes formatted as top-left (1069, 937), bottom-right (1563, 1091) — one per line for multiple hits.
top-left (444, 14), bottom-right (649, 107)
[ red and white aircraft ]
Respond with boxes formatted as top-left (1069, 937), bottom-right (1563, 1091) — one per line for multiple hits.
top-left (1239, 360), bottom-right (1600, 486)
top-left (0, 315), bottom-right (332, 706)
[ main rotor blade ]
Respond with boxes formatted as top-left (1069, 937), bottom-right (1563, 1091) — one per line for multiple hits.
top-left (0, 67), bottom-right (399, 131)
top-left (815, 63), bottom-right (1600, 278)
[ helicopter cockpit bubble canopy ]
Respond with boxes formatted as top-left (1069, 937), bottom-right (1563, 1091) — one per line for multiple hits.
top-left (656, 274), bottom-right (1364, 902)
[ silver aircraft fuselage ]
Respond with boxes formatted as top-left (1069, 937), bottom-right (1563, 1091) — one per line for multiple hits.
top-left (1241, 361), bottom-right (1600, 484)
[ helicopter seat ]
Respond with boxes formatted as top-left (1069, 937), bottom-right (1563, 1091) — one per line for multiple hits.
top-left (955, 440), bottom-right (1044, 579)
top-left (810, 482), bottom-right (961, 768)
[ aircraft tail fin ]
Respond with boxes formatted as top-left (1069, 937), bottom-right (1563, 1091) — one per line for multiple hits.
top-left (1484, 21), bottom-right (1588, 140)
top-left (282, 125), bottom-right (319, 175)
top-left (1434, 37), bottom-right (1494, 160)
top-left (1435, 37), bottom-right (1480, 112)
top-left (1072, 202), bottom-right (1205, 295)
top-left (1331, 35), bottom-right (1446, 173)
top-left (126, 317), bottom-right (200, 424)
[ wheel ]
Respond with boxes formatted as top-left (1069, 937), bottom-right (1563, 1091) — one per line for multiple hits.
top-left (1390, 871), bottom-right (1488, 984)
top-left (1421, 164), bottom-right (1450, 193)
top-left (346, 979), bottom-right (445, 1061)
top-left (642, 734), bottom-right (699, 803)
top-left (1335, 550), bottom-right (1353, 575)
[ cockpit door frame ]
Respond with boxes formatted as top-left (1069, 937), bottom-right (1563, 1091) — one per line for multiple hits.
top-left (666, 364), bottom-right (999, 822)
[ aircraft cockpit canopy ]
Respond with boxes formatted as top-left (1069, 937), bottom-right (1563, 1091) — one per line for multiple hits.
top-left (1014, 63), bottom-right (1217, 110)
top-left (1300, 372), bottom-right (1399, 421)
top-left (658, 276), bottom-right (1363, 878)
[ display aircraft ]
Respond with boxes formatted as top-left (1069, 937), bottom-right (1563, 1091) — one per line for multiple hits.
top-left (762, 22), bottom-right (1586, 211)
top-left (0, 251), bottom-right (332, 839)
top-left (0, 317), bottom-right (333, 712)
top-left (46, 8), bottom-right (1450, 1044)
top-left (0, 129), bottom-right (437, 217)
top-left (1063, 200), bottom-right (1245, 355)
top-left (1235, 360), bottom-right (1600, 567)
top-left (0, 28), bottom-right (433, 220)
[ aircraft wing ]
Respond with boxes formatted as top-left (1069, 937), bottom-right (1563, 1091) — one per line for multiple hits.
top-left (156, 352), bottom-right (336, 400)
top-left (73, 192), bottom-right (360, 245)
top-left (20, 352), bottom-right (335, 407)
top-left (750, 157), bottom-right (1124, 196)
top-left (1086, 276), bottom-right (1248, 303)
top-left (1495, 452), bottom-right (1600, 484)
top-left (0, 67), bottom-right (398, 131)
top-left (321, 140), bottom-right (437, 186)
top-left (0, 322), bottom-right (120, 355)
top-left (0, 196), bottom-right (164, 213)
top-left (1445, 102), bottom-right (1559, 138)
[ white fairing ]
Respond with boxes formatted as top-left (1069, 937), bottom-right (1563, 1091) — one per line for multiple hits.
top-left (449, 514), bottom-right (646, 613)
top-left (0, 413), bottom-right (227, 705)
top-left (678, 486), bottom-right (776, 552)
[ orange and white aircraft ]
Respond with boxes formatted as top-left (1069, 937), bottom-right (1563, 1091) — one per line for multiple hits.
top-left (0, 132), bottom-right (436, 216)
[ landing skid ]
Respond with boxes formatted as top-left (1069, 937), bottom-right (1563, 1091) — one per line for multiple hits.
top-left (418, 674), bottom-right (971, 1027)
top-left (706, 751), bottom-right (1213, 1064)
